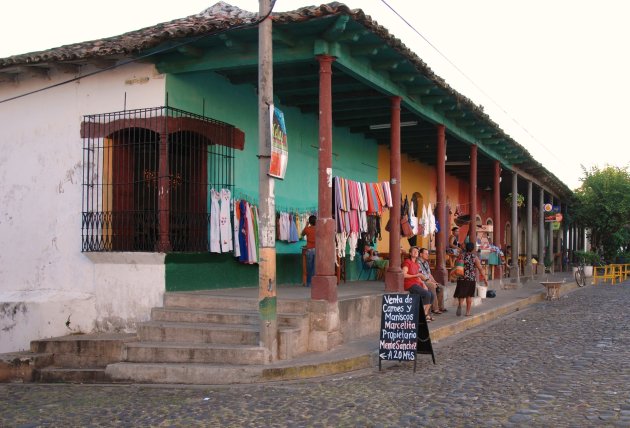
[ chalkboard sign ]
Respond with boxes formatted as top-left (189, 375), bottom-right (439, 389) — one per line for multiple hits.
top-left (378, 293), bottom-right (435, 371)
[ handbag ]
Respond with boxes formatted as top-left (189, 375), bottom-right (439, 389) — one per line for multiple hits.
top-left (400, 215), bottom-right (414, 238)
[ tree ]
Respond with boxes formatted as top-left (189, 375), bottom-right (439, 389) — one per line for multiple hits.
top-left (572, 165), bottom-right (630, 261)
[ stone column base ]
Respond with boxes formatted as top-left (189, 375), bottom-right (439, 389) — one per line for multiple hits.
top-left (311, 275), bottom-right (337, 302)
top-left (384, 270), bottom-right (404, 292)
top-left (308, 300), bottom-right (342, 352)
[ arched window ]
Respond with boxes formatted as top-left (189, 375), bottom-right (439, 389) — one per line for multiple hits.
top-left (81, 107), bottom-right (242, 252)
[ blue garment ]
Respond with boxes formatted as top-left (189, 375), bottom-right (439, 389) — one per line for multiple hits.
top-left (238, 200), bottom-right (248, 263)
top-left (288, 213), bottom-right (299, 243)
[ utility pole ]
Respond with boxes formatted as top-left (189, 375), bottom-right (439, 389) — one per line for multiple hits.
top-left (258, 0), bottom-right (277, 361)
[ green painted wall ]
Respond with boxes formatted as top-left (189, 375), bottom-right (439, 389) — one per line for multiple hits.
top-left (164, 70), bottom-right (378, 290)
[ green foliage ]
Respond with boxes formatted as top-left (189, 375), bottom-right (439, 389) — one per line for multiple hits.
top-left (505, 192), bottom-right (525, 207)
top-left (574, 250), bottom-right (600, 266)
top-left (573, 165), bottom-right (630, 261)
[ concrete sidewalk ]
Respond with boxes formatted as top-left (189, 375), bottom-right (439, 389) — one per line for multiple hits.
top-left (1, 272), bottom-right (581, 385)
top-left (237, 271), bottom-right (580, 383)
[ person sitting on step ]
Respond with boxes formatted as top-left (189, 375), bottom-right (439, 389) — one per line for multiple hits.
top-left (402, 246), bottom-right (435, 322)
top-left (362, 244), bottom-right (389, 280)
top-left (417, 247), bottom-right (447, 314)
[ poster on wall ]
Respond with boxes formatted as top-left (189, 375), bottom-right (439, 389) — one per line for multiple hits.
top-left (268, 104), bottom-right (288, 179)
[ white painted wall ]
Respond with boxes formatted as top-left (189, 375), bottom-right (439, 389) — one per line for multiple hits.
top-left (0, 62), bottom-right (167, 352)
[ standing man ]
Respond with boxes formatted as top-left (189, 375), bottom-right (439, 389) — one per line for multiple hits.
top-left (418, 247), bottom-right (447, 314)
top-left (447, 226), bottom-right (460, 267)
top-left (300, 215), bottom-right (317, 287)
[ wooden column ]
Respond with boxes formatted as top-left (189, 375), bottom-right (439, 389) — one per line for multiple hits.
top-left (557, 202), bottom-right (563, 271)
top-left (548, 196), bottom-right (554, 274)
top-left (157, 132), bottom-right (171, 252)
top-left (493, 160), bottom-right (502, 280)
top-left (434, 124), bottom-right (447, 286)
top-left (385, 96), bottom-right (404, 292)
top-left (469, 145), bottom-right (478, 242)
top-left (510, 171), bottom-right (519, 279)
top-left (538, 188), bottom-right (545, 274)
top-left (524, 180), bottom-right (534, 277)
top-left (311, 55), bottom-right (337, 302)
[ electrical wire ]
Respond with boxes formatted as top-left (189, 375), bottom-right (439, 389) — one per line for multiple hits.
top-left (379, 0), bottom-right (562, 164)
top-left (0, 0), bottom-right (277, 104)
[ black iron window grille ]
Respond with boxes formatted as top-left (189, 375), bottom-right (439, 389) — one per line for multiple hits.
top-left (81, 106), bottom-right (242, 252)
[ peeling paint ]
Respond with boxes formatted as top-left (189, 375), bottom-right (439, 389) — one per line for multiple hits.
top-left (0, 302), bottom-right (27, 320)
top-left (57, 161), bottom-right (82, 194)
top-left (0, 303), bottom-right (27, 333)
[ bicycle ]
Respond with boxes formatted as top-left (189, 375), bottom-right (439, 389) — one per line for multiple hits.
top-left (574, 259), bottom-right (586, 287)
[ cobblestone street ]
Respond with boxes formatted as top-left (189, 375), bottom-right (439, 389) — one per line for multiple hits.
top-left (1, 282), bottom-right (629, 427)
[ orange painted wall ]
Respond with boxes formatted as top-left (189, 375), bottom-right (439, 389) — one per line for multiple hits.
top-left (377, 146), bottom-right (436, 253)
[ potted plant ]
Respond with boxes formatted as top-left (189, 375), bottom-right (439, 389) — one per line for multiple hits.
top-left (574, 250), bottom-right (599, 277)
top-left (505, 192), bottom-right (525, 208)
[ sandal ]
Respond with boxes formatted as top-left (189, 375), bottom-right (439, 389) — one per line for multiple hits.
top-left (439, 308), bottom-right (448, 313)
top-left (426, 315), bottom-right (434, 321)
top-left (431, 310), bottom-right (442, 315)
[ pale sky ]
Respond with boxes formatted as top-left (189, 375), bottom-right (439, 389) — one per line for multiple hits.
top-left (2, 0), bottom-right (629, 190)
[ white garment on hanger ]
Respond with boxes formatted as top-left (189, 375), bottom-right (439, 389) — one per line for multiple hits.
top-left (219, 189), bottom-right (233, 252)
top-left (210, 189), bottom-right (221, 253)
top-left (347, 232), bottom-right (358, 261)
top-left (335, 232), bottom-right (348, 263)
top-left (422, 204), bottom-right (429, 238)
top-left (409, 200), bottom-right (418, 235)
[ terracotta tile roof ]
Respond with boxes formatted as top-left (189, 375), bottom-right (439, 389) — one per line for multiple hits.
top-left (0, 1), bottom-right (571, 195)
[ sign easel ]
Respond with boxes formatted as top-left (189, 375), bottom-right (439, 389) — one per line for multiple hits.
top-left (378, 293), bottom-right (436, 372)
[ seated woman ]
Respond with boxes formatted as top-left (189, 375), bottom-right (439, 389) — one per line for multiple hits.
top-left (402, 246), bottom-right (434, 321)
top-left (362, 244), bottom-right (389, 279)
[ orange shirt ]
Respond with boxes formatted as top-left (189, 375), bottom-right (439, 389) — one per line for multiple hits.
top-left (302, 225), bottom-right (316, 249)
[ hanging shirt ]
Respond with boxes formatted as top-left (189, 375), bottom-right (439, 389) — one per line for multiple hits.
top-left (219, 188), bottom-right (233, 252)
top-left (210, 189), bottom-right (221, 253)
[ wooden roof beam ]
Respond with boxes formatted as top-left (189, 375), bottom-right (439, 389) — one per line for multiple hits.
top-left (272, 28), bottom-right (296, 47)
top-left (322, 15), bottom-right (350, 42)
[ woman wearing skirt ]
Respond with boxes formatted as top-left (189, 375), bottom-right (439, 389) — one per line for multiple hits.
top-left (454, 242), bottom-right (488, 316)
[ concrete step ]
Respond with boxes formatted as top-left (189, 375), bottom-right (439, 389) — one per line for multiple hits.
top-left (0, 352), bottom-right (54, 382)
top-left (34, 367), bottom-right (113, 384)
top-left (106, 362), bottom-right (263, 385)
top-left (30, 333), bottom-right (135, 368)
top-left (163, 293), bottom-right (309, 314)
top-left (151, 307), bottom-right (308, 328)
top-left (136, 321), bottom-right (259, 345)
top-left (125, 342), bottom-right (270, 365)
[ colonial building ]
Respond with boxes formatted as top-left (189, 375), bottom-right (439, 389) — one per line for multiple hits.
top-left (0, 2), bottom-right (573, 355)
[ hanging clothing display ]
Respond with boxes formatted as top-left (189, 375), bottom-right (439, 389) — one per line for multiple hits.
top-left (220, 188), bottom-right (233, 252)
top-left (333, 176), bottom-right (391, 261)
top-left (233, 200), bottom-right (241, 258)
top-left (276, 211), bottom-right (315, 243)
top-left (210, 189), bottom-right (221, 253)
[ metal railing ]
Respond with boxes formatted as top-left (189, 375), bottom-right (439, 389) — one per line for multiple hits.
top-left (81, 107), bottom-right (235, 252)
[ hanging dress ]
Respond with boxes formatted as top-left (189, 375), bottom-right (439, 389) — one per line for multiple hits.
top-left (219, 188), bottom-right (233, 252)
top-left (210, 189), bottom-right (221, 253)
